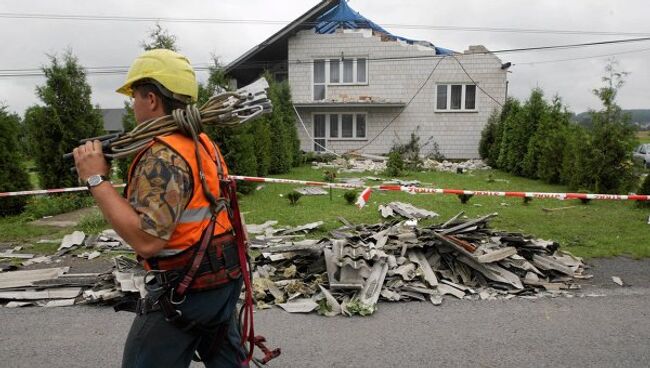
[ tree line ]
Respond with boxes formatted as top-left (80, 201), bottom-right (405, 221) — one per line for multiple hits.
top-left (479, 61), bottom-right (643, 195)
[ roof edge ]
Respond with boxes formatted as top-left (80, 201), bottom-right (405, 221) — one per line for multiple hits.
top-left (224, 0), bottom-right (336, 74)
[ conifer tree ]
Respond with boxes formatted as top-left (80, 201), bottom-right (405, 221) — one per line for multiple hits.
top-left (0, 107), bottom-right (31, 216)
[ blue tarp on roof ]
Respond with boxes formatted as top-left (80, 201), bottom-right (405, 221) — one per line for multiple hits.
top-left (314, 0), bottom-right (454, 55)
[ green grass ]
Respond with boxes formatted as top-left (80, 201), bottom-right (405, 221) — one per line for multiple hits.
top-left (239, 166), bottom-right (650, 259)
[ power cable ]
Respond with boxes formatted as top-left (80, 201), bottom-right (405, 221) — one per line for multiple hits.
top-left (3, 36), bottom-right (650, 78)
top-left (515, 47), bottom-right (650, 65)
top-left (450, 55), bottom-right (504, 108)
top-left (1, 12), bottom-right (649, 37)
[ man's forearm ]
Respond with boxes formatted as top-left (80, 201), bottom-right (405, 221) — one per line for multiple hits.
top-left (89, 182), bottom-right (167, 258)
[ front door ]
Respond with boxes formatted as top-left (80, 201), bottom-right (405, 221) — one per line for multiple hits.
top-left (313, 114), bottom-right (326, 152)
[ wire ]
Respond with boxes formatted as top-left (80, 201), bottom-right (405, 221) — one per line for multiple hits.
top-left (1, 12), bottom-right (649, 37)
top-left (515, 47), bottom-right (650, 65)
top-left (450, 55), bottom-right (504, 108)
top-left (347, 55), bottom-right (445, 153)
top-left (292, 104), bottom-right (342, 157)
top-left (3, 36), bottom-right (650, 78)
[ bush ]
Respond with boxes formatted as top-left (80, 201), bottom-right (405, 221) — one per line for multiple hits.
top-left (385, 150), bottom-right (404, 177)
top-left (343, 190), bottom-right (358, 205)
top-left (286, 191), bottom-right (302, 206)
top-left (302, 152), bottom-right (337, 164)
top-left (391, 129), bottom-right (423, 170)
top-left (0, 107), bottom-right (31, 216)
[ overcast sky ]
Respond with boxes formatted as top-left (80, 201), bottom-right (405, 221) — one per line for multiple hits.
top-left (1, 0), bottom-right (649, 116)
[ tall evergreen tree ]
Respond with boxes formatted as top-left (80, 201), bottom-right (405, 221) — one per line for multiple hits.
top-left (535, 97), bottom-right (572, 183)
top-left (0, 107), bottom-right (31, 216)
top-left (24, 51), bottom-right (104, 189)
top-left (479, 108), bottom-right (501, 167)
top-left (496, 99), bottom-right (522, 172)
top-left (585, 61), bottom-right (637, 193)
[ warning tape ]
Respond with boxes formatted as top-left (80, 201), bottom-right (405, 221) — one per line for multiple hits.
top-left (1, 175), bottom-right (648, 202)
top-left (0, 184), bottom-right (126, 198)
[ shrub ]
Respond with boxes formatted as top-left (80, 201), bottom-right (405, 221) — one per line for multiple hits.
top-left (286, 191), bottom-right (302, 206)
top-left (77, 212), bottom-right (109, 234)
top-left (385, 150), bottom-right (404, 177)
top-left (343, 190), bottom-right (358, 205)
top-left (323, 170), bottom-right (337, 182)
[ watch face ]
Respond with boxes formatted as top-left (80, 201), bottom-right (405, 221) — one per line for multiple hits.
top-left (88, 175), bottom-right (103, 187)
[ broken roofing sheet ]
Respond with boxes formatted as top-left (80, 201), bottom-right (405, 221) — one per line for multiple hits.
top-left (248, 207), bottom-right (590, 316)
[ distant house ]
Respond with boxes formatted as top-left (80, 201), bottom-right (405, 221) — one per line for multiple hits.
top-left (99, 108), bottom-right (126, 134)
top-left (225, 0), bottom-right (509, 159)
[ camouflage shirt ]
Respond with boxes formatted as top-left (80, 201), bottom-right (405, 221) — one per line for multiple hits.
top-left (128, 143), bottom-right (192, 240)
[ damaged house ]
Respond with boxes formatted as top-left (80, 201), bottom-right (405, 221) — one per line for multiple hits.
top-left (225, 0), bottom-right (509, 159)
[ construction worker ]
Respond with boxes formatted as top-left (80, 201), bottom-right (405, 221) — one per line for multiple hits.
top-left (72, 49), bottom-right (248, 368)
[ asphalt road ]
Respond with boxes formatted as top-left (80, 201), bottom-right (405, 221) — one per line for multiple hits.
top-left (1, 258), bottom-right (649, 368)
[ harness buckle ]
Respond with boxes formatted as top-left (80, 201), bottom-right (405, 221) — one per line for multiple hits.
top-left (169, 288), bottom-right (187, 305)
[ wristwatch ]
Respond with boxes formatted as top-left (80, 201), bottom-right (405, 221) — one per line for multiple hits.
top-left (86, 174), bottom-right (108, 189)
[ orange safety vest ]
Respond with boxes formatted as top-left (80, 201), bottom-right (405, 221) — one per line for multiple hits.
top-left (127, 132), bottom-right (234, 260)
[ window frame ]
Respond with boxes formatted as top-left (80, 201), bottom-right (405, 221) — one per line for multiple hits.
top-left (434, 83), bottom-right (479, 112)
top-left (312, 112), bottom-right (368, 141)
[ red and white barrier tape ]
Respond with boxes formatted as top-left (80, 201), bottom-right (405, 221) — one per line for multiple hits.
top-left (0, 184), bottom-right (126, 198)
top-left (1, 175), bottom-right (648, 203)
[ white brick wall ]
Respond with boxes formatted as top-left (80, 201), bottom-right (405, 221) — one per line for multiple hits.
top-left (289, 30), bottom-right (508, 159)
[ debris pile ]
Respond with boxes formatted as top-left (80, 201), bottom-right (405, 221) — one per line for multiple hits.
top-left (312, 157), bottom-right (490, 174)
top-left (250, 206), bottom-right (590, 316)
top-left (0, 256), bottom-right (144, 308)
top-left (422, 159), bottom-right (491, 173)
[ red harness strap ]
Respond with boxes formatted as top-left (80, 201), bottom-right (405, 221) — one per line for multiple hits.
top-left (174, 218), bottom-right (216, 297)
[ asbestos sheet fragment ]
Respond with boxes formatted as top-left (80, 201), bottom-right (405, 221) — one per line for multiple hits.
top-left (58, 231), bottom-right (86, 251)
top-left (278, 298), bottom-right (319, 313)
top-left (612, 276), bottom-right (624, 286)
top-left (5, 301), bottom-right (34, 308)
top-left (437, 283), bottom-right (466, 299)
top-left (295, 187), bottom-right (328, 196)
top-left (476, 247), bottom-right (517, 264)
top-left (408, 250), bottom-right (438, 287)
top-left (39, 298), bottom-right (76, 307)
top-left (458, 255), bottom-right (524, 289)
top-left (532, 254), bottom-right (574, 276)
top-left (358, 261), bottom-right (389, 309)
top-left (247, 221), bottom-right (279, 235)
top-left (0, 250), bottom-right (34, 259)
top-left (279, 221), bottom-right (324, 235)
top-left (379, 202), bottom-right (439, 219)
top-left (0, 287), bottom-right (82, 300)
top-left (0, 267), bottom-right (69, 289)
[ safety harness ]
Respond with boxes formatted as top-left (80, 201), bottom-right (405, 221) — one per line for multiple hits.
top-left (123, 124), bottom-right (280, 365)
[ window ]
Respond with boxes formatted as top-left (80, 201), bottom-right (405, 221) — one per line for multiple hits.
top-left (313, 59), bottom-right (326, 101)
top-left (342, 114), bottom-right (354, 138)
top-left (343, 59), bottom-right (354, 83)
top-left (313, 113), bottom-right (367, 140)
top-left (329, 114), bottom-right (338, 138)
top-left (435, 84), bottom-right (478, 111)
top-left (329, 60), bottom-right (340, 84)
top-left (312, 57), bottom-right (368, 99)
top-left (313, 114), bottom-right (326, 152)
top-left (357, 59), bottom-right (367, 83)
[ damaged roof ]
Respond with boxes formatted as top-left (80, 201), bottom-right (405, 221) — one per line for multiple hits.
top-left (225, 0), bottom-right (453, 84)
top-left (314, 0), bottom-right (454, 55)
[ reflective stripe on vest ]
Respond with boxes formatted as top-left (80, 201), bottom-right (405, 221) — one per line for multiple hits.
top-left (127, 132), bottom-right (233, 254)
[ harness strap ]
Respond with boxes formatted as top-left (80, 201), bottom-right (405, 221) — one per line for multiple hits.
top-left (175, 217), bottom-right (216, 297)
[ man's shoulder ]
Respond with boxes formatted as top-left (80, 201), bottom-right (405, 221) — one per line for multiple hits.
top-left (138, 142), bottom-right (190, 170)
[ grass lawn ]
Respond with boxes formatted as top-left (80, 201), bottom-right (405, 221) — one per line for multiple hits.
top-left (2, 165), bottom-right (648, 260)
top-left (638, 131), bottom-right (650, 144)
top-left (239, 166), bottom-right (650, 259)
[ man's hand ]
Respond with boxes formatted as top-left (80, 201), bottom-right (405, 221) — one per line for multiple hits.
top-left (72, 140), bottom-right (110, 182)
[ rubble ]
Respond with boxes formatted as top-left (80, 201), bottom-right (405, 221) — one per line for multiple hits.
top-left (1, 213), bottom-right (591, 316)
top-left (422, 159), bottom-right (491, 173)
top-left (249, 211), bottom-right (590, 316)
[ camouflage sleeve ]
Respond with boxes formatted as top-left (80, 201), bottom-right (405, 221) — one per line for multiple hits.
top-left (127, 143), bottom-right (193, 240)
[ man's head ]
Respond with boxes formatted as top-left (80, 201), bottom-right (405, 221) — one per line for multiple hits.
top-left (116, 49), bottom-right (198, 123)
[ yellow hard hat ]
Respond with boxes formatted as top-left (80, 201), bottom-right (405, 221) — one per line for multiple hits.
top-left (116, 49), bottom-right (198, 103)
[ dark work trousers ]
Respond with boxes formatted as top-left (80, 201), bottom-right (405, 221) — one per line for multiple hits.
top-left (121, 278), bottom-right (248, 368)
